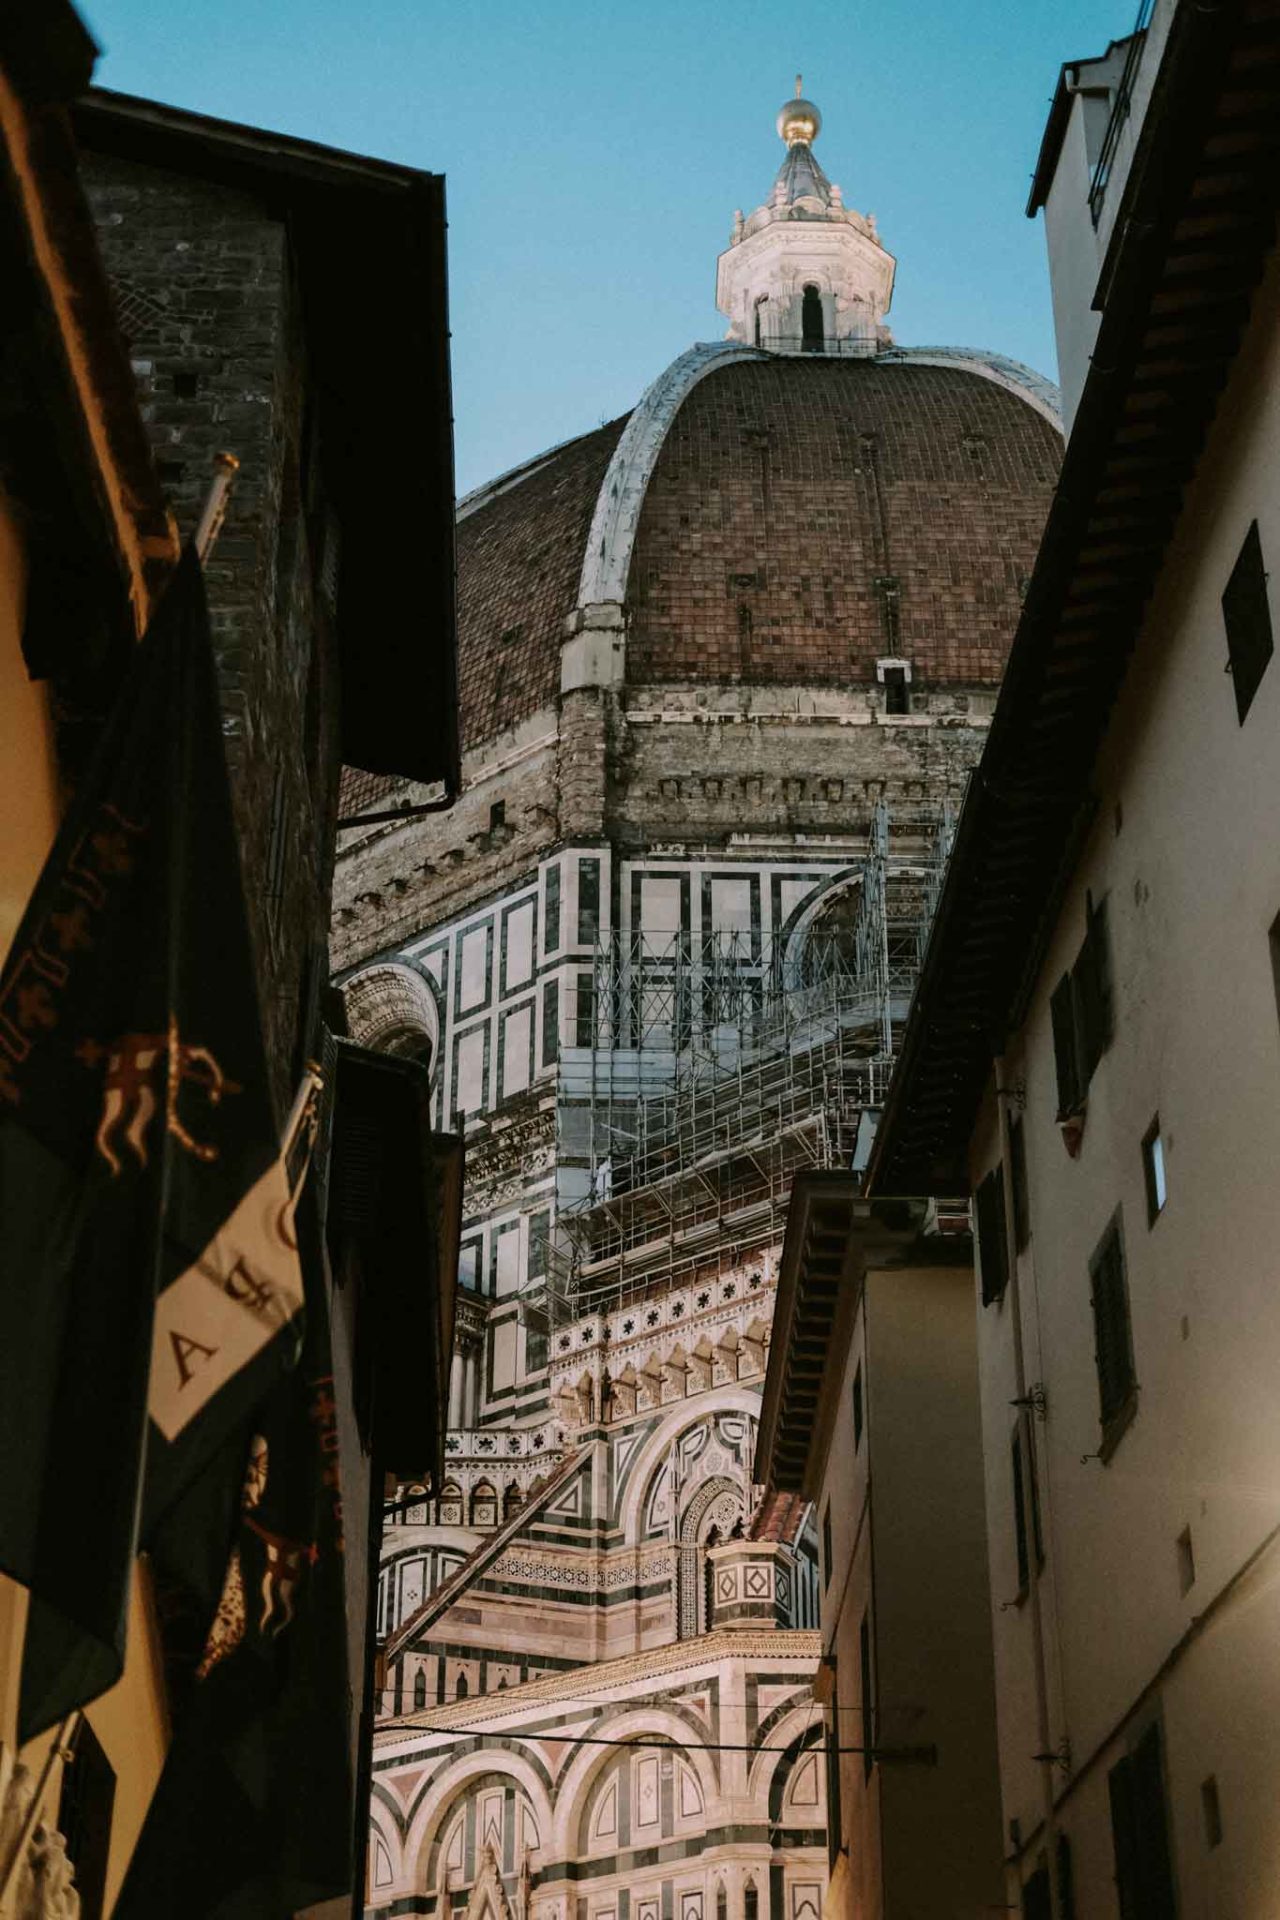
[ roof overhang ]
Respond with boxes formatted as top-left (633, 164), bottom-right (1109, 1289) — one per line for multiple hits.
top-left (870, 0), bottom-right (1280, 1196)
top-left (1026, 36), bottom-right (1137, 218)
top-left (71, 87), bottom-right (459, 793)
top-left (755, 1175), bottom-right (969, 1495)
top-left (0, 12), bottom-right (177, 735)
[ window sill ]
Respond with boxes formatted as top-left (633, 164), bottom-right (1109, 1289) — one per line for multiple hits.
top-left (1099, 1390), bottom-right (1139, 1464)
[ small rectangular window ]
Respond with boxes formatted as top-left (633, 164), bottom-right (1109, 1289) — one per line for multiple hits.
top-left (527, 1209), bottom-right (551, 1281)
top-left (1089, 1210), bottom-right (1136, 1442)
top-left (1201, 1774), bottom-right (1223, 1849)
top-left (822, 1501), bottom-right (833, 1588)
top-left (1142, 1117), bottom-right (1167, 1224)
top-left (541, 978), bottom-right (559, 1067)
top-left (1223, 520), bottom-right (1273, 723)
top-left (1009, 1113), bottom-right (1031, 1251)
top-left (852, 1360), bottom-right (864, 1452)
top-left (489, 799), bottom-right (506, 832)
top-left (577, 857), bottom-right (601, 946)
top-left (545, 863), bottom-right (561, 952)
top-left (974, 1166), bottom-right (1008, 1306)
top-left (574, 973), bottom-right (595, 1049)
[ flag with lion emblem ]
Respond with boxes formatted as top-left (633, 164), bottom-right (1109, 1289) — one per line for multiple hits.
top-left (0, 549), bottom-right (315, 1740)
top-left (113, 1232), bottom-right (354, 1917)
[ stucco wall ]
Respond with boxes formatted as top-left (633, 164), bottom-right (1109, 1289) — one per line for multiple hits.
top-left (972, 245), bottom-right (1280, 1914)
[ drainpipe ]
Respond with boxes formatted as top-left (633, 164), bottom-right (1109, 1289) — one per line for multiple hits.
top-left (994, 1053), bottom-right (1060, 1920)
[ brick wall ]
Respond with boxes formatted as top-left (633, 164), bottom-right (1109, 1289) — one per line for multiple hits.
top-left (627, 358), bottom-right (1060, 688)
top-left (83, 153), bottom-right (339, 1107)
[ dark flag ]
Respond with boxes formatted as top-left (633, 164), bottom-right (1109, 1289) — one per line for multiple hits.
top-left (113, 1242), bottom-right (354, 1918)
top-left (0, 549), bottom-right (312, 1741)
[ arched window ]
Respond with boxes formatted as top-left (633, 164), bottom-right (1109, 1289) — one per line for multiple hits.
top-left (754, 295), bottom-right (768, 346)
top-left (456, 1670), bottom-right (469, 1701)
top-left (716, 1885), bottom-right (727, 1920)
top-left (802, 284), bottom-right (824, 353)
top-left (745, 1883), bottom-right (758, 1920)
top-left (413, 1668), bottom-right (427, 1710)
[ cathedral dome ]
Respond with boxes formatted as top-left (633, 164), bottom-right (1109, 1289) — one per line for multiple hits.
top-left (452, 345), bottom-right (1060, 752)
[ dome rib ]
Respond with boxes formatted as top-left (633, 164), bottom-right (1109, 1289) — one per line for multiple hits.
top-left (576, 342), bottom-right (767, 611)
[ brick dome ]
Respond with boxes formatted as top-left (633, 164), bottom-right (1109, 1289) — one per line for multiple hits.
top-left (451, 348), bottom-right (1059, 753)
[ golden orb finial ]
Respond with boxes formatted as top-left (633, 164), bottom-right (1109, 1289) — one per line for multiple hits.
top-left (777, 82), bottom-right (821, 147)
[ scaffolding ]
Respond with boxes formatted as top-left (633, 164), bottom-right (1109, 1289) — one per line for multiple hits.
top-left (538, 801), bottom-right (955, 1321)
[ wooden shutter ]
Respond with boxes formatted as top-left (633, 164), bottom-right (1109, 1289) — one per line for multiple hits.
top-left (975, 1168), bottom-right (1008, 1305)
top-left (1050, 974), bottom-right (1081, 1116)
top-left (1021, 1859), bottom-right (1050, 1920)
top-left (57, 1717), bottom-right (116, 1920)
top-left (1010, 1113), bottom-right (1031, 1250)
top-left (1056, 1834), bottom-right (1077, 1920)
top-left (1028, 1429), bottom-right (1045, 1567)
top-left (1223, 521), bottom-right (1274, 724)
top-left (1012, 1428), bottom-right (1030, 1593)
top-left (825, 1715), bottom-right (843, 1869)
top-left (1108, 1753), bottom-right (1142, 1920)
top-left (1131, 1723), bottom-right (1178, 1918)
top-left (1076, 896), bottom-right (1114, 1077)
top-left (1090, 1215), bottom-right (1135, 1428)
top-left (859, 1610), bottom-right (874, 1779)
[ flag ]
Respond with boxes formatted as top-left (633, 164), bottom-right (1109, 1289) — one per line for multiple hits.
top-left (113, 1212), bottom-right (354, 1918)
top-left (0, 549), bottom-right (311, 1741)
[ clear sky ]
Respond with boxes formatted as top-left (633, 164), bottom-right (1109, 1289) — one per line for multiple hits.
top-left (79, 0), bottom-right (1129, 494)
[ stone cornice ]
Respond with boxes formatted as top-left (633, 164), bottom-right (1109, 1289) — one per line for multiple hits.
top-left (376, 1628), bottom-right (822, 1745)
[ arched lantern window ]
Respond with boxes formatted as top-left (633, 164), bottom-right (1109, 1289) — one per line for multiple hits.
top-left (802, 284), bottom-right (824, 352)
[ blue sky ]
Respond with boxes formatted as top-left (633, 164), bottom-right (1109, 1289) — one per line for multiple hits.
top-left (80, 0), bottom-right (1129, 493)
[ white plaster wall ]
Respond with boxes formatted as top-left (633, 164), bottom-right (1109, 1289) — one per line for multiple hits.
top-left (1039, 0), bottom-right (1176, 428)
top-left (974, 249), bottom-right (1280, 1911)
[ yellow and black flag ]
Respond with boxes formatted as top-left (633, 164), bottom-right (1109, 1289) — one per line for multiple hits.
top-left (0, 549), bottom-right (313, 1741)
top-left (113, 1243), bottom-right (355, 1917)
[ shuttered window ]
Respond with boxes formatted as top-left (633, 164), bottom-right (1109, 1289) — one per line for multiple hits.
top-left (824, 1712), bottom-right (843, 1868)
top-left (1090, 1211), bottom-right (1136, 1437)
top-left (859, 1610), bottom-right (875, 1779)
top-left (1222, 520), bottom-right (1273, 724)
top-left (1108, 1722), bottom-right (1178, 1919)
top-left (1011, 1424), bottom-right (1045, 1594)
top-left (57, 1717), bottom-right (116, 1920)
top-left (1010, 1113), bottom-right (1031, 1250)
top-left (975, 1166), bottom-right (1008, 1306)
top-left (1076, 894), bottom-right (1114, 1077)
top-left (1022, 1836), bottom-right (1075, 1920)
top-left (1050, 895), bottom-right (1114, 1116)
top-left (1050, 974), bottom-right (1082, 1116)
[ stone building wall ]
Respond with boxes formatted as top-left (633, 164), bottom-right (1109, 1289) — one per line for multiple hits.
top-left (82, 153), bottom-right (339, 1102)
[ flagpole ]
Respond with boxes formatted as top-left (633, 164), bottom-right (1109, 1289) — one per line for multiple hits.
top-left (0, 1711), bottom-right (80, 1909)
top-left (192, 452), bottom-right (240, 563)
